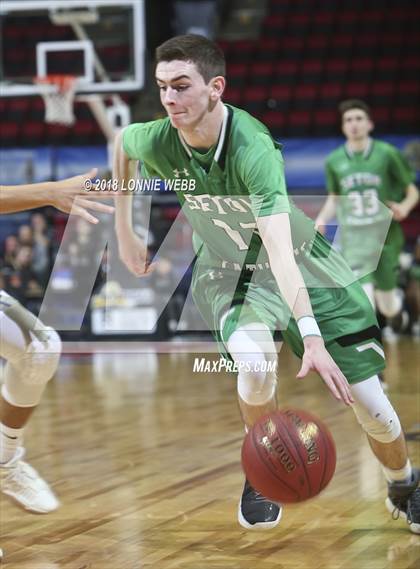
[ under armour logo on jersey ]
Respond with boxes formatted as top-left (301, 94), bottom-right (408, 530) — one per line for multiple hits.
top-left (173, 168), bottom-right (190, 178)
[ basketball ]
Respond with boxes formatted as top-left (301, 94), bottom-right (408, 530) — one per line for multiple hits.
top-left (241, 409), bottom-right (336, 503)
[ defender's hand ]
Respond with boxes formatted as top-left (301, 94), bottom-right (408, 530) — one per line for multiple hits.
top-left (49, 168), bottom-right (115, 224)
top-left (296, 336), bottom-right (354, 406)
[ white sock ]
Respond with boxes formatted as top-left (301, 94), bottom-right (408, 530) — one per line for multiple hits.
top-left (0, 423), bottom-right (23, 464)
top-left (382, 460), bottom-right (413, 484)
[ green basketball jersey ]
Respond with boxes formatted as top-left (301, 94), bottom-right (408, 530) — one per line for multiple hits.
top-left (123, 105), bottom-right (383, 378)
top-left (325, 139), bottom-right (415, 227)
top-left (325, 139), bottom-right (414, 274)
top-left (123, 105), bottom-right (356, 289)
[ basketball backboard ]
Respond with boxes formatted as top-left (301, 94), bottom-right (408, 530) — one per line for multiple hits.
top-left (0, 0), bottom-right (144, 96)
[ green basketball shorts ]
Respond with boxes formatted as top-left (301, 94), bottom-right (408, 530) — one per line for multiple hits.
top-left (192, 258), bottom-right (385, 384)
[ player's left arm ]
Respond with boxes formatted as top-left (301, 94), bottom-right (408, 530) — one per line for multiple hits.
top-left (388, 182), bottom-right (419, 222)
top-left (243, 135), bottom-right (352, 404)
top-left (386, 147), bottom-right (419, 221)
top-left (257, 212), bottom-right (354, 406)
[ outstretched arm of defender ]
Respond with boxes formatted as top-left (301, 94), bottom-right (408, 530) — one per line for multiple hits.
top-left (257, 212), bottom-right (354, 406)
top-left (113, 129), bottom-right (154, 277)
top-left (0, 168), bottom-right (115, 223)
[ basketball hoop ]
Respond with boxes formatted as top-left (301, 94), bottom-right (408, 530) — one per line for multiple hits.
top-left (35, 74), bottom-right (77, 126)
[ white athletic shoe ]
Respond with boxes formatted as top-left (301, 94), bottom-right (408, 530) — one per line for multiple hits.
top-left (382, 325), bottom-right (398, 343)
top-left (0, 447), bottom-right (60, 513)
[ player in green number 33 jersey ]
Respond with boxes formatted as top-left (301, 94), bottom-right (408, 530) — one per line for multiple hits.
top-left (316, 99), bottom-right (419, 335)
top-left (113, 36), bottom-right (420, 533)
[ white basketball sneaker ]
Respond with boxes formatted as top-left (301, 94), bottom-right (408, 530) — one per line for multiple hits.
top-left (0, 447), bottom-right (60, 513)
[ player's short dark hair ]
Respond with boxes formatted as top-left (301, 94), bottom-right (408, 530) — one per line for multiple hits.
top-left (338, 99), bottom-right (371, 119)
top-left (156, 34), bottom-right (226, 83)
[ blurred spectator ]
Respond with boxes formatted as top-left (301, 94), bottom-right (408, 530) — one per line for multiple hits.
top-left (1, 218), bottom-right (49, 311)
top-left (31, 213), bottom-right (51, 283)
top-left (50, 217), bottom-right (106, 293)
top-left (1, 235), bottom-right (19, 270)
top-left (16, 220), bottom-right (50, 285)
top-left (17, 224), bottom-right (33, 246)
top-left (6, 272), bottom-right (26, 305)
top-left (13, 246), bottom-right (43, 297)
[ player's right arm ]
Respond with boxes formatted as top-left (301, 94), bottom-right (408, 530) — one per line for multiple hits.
top-left (315, 160), bottom-right (339, 234)
top-left (314, 194), bottom-right (338, 234)
top-left (113, 128), bottom-right (153, 277)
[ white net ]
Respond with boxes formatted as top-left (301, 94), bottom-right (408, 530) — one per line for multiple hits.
top-left (35, 75), bottom-right (77, 126)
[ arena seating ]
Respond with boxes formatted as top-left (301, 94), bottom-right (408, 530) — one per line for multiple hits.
top-left (0, 2), bottom-right (419, 143)
top-left (222, 0), bottom-right (420, 135)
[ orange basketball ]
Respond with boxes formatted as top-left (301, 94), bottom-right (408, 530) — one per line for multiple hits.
top-left (241, 409), bottom-right (336, 503)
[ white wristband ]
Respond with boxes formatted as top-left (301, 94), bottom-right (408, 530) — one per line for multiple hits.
top-left (297, 316), bottom-right (322, 339)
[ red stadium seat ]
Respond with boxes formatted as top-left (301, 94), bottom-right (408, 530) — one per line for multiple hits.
top-left (325, 60), bottom-right (348, 81)
top-left (349, 58), bottom-right (374, 80)
top-left (287, 110), bottom-right (312, 135)
top-left (244, 86), bottom-right (268, 102)
top-left (274, 60), bottom-right (300, 82)
top-left (250, 62), bottom-right (274, 85)
top-left (344, 82), bottom-right (370, 99)
top-left (294, 84), bottom-right (318, 109)
top-left (269, 84), bottom-right (292, 102)
top-left (362, 10), bottom-right (385, 26)
top-left (243, 87), bottom-right (267, 114)
top-left (372, 107), bottom-right (391, 129)
top-left (73, 120), bottom-right (97, 138)
top-left (397, 80), bottom-right (420, 96)
top-left (319, 83), bottom-right (343, 103)
top-left (255, 38), bottom-right (281, 61)
top-left (227, 62), bottom-right (248, 87)
top-left (22, 121), bottom-right (46, 144)
top-left (229, 40), bottom-right (255, 63)
top-left (301, 60), bottom-right (323, 82)
top-left (0, 122), bottom-right (19, 146)
top-left (224, 87), bottom-right (242, 106)
top-left (313, 12), bottom-right (334, 29)
top-left (371, 81), bottom-right (395, 99)
top-left (393, 107), bottom-right (420, 123)
top-left (305, 35), bottom-right (329, 56)
top-left (280, 35), bottom-right (305, 57)
top-left (260, 111), bottom-right (286, 131)
top-left (313, 109), bottom-right (338, 133)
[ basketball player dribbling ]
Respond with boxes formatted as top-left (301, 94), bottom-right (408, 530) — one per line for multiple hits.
top-left (113, 35), bottom-right (420, 532)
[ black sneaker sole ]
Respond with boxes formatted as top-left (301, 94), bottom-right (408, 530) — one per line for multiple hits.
top-left (237, 501), bottom-right (283, 530)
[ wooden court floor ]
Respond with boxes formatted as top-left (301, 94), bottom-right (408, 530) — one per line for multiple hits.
top-left (1, 337), bottom-right (419, 569)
